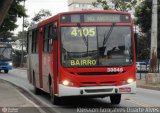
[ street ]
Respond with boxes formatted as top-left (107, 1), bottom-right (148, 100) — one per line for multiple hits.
top-left (0, 69), bottom-right (160, 113)
top-left (0, 0), bottom-right (160, 113)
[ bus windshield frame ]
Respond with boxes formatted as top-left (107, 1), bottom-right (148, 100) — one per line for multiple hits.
top-left (0, 47), bottom-right (12, 61)
top-left (61, 25), bottom-right (134, 68)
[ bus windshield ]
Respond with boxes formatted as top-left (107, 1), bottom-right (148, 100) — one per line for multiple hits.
top-left (0, 47), bottom-right (12, 61)
top-left (61, 26), bottom-right (133, 67)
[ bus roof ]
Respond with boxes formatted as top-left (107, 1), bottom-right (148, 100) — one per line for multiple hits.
top-left (31, 10), bottom-right (131, 29)
top-left (28, 24), bottom-right (37, 31)
top-left (58, 10), bottom-right (131, 15)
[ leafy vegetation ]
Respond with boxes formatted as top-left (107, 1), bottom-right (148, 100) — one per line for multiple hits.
top-left (29, 9), bottom-right (52, 27)
top-left (135, 0), bottom-right (160, 60)
top-left (93, 0), bottom-right (137, 11)
top-left (0, 0), bottom-right (27, 40)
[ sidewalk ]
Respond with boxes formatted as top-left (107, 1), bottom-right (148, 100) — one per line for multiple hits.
top-left (0, 79), bottom-right (42, 113)
top-left (137, 79), bottom-right (160, 91)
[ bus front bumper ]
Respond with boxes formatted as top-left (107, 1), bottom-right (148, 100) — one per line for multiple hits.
top-left (58, 82), bottom-right (136, 97)
top-left (0, 65), bottom-right (12, 70)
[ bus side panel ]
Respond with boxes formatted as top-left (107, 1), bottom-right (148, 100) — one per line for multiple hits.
top-left (30, 54), bottom-right (39, 86)
top-left (38, 29), bottom-right (43, 88)
top-left (27, 31), bottom-right (33, 84)
top-left (42, 53), bottom-right (53, 92)
top-left (28, 29), bottom-right (40, 88)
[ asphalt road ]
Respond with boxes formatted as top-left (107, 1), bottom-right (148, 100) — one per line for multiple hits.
top-left (0, 69), bottom-right (160, 113)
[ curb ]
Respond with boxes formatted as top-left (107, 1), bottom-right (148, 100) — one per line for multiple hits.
top-left (12, 68), bottom-right (27, 71)
top-left (0, 79), bottom-right (59, 113)
top-left (137, 85), bottom-right (160, 91)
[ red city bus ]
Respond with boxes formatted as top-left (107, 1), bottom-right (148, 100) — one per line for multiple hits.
top-left (27, 10), bottom-right (136, 105)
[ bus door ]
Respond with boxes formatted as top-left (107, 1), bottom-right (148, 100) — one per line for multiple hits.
top-left (41, 22), bottom-right (58, 92)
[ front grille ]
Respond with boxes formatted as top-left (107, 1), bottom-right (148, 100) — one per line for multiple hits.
top-left (77, 71), bottom-right (125, 76)
top-left (0, 63), bottom-right (7, 66)
top-left (0, 67), bottom-right (7, 69)
top-left (80, 81), bottom-right (116, 87)
top-left (80, 82), bottom-right (97, 87)
top-left (100, 81), bottom-right (116, 86)
top-left (84, 88), bottom-right (113, 93)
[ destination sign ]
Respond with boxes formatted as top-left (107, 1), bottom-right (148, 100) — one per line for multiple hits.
top-left (84, 14), bottom-right (121, 22)
top-left (61, 13), bottom-right (130, 23)
top-left (70, 60), bottom-right (97, 66)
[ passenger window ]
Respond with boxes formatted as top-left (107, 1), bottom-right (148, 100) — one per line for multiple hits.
top-left (43, 24), bottom-right (53, 53)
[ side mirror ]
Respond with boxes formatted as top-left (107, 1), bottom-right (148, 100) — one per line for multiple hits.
top-left (11, 50), bottom-right (16, 58)
top-left (134, 33), bottom-right (138, 58)
top-left (49, 26), bottom-right (58, 40)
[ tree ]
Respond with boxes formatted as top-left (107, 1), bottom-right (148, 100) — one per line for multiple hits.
top-left (0, 0), bottom-right (27, 40)
top-left (135, 0), bottom-right (160, 59)
top-left (29, 9), bottom-right (52, 27)
top-left (137, 33), bottom-right (150, 60)
top-left (17, 30), bottom-right (28, 49)
top-left (93, 0), bottom-right (137, 11)
top-left (12, 30), bottom-right (27, 67)
top-left (0, 0), bottom-right (13, 25)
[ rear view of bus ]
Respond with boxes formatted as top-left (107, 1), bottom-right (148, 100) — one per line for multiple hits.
top-left (59, 10), bottom-right (136, 104)
top-left (0, 42), bottom-right (13, 73)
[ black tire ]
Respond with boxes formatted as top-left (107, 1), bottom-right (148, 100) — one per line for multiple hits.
top-left (50, 82), bottom-right (61, 105)
top-left (34, 87), bottom-right (41, 95)
top-left (33, 73), bottom-right (41, 95)
top-left (4, 70), bottom-right (8, 73)
top-left (110, 94), bottom-right (121, 105)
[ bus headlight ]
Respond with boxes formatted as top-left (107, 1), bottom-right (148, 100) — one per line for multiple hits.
top-left (8, 62), bottom-right (13, 66)
top-left (61, 80), bottom-right (74, 86)
top-left (127, 78), bottom-right (134, 84)
top-left (62, 80), bottom-right (69, 86)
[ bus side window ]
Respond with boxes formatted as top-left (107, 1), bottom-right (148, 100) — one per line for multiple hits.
top-left (44, 24), bottom-right (53, 53)
top-left (48, 24), bottom-right (53, 53)
top-left (31, 31), bottom-right (35, 53)
top-left (35, 29), bottom-right (39, 53)
top-left (53, 26), bottom-right (58, 40)
top-left (43, 26), bottom-right (49, 52)
top-left (27, 32), bottom-right (29, 54)
top-left (51, 22), bottom-right (58, 40)
top-left (32, 29), bottom-right (39, 53)
top-left (28, 31), bottom-right (32, 54)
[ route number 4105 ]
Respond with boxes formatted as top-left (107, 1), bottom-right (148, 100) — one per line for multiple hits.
top-left (71, 28), bottom-right (96, 37)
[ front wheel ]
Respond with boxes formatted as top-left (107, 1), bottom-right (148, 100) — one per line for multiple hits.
top-left (110, 94), bottom-right (121, 105)
top-left (34, 87), bottom-right (41, 95)
top-left (50, 83), bottom-right (61, 105)
top-left (4, 70), bottom-right (8, 73)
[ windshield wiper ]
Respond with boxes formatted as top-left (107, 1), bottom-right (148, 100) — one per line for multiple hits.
top-left (77, 23), bottom-right (88, 46)
top-left (103, 23), bottom-right (115, 46)
top-left (2, 48), bottom-right (7, 53)
top-left (77, 23), bottom-right (89, 56)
